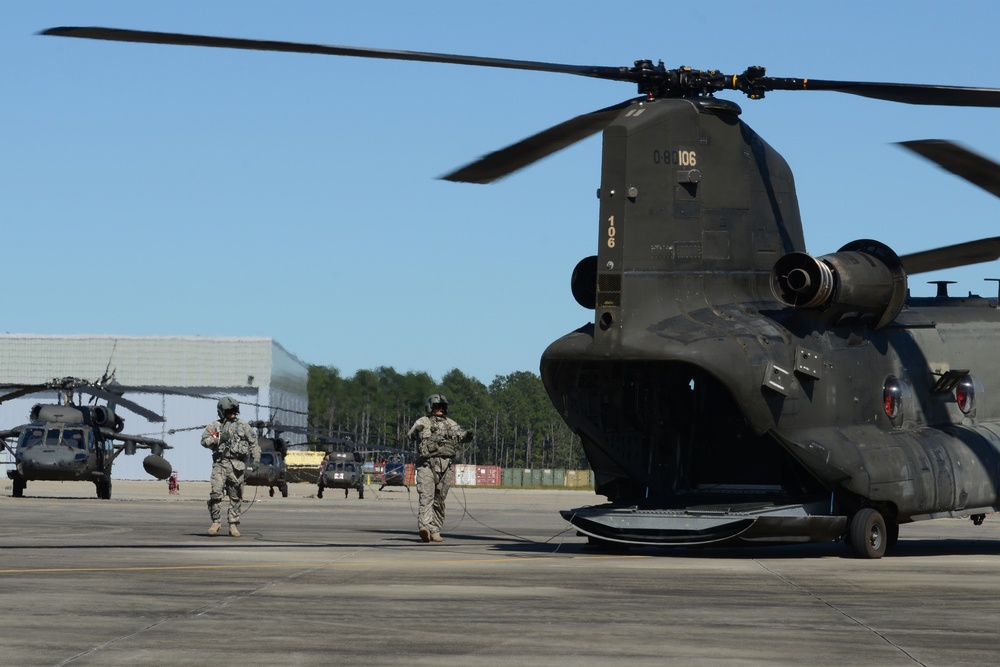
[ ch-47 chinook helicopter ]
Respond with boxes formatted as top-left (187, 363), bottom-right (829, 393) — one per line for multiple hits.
top-left (42, 26), bottom-right (1000, 557)
top-left (0, 377), bottom-right (172, 499)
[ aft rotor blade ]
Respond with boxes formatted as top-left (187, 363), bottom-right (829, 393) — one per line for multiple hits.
top-left (765, 78), bottom-right (1000, 107)
top-left (443, 98), bottom-right (641, 183)
top-left (41, 27), bottom-right (626, 81)
top-left (42, 29), bottom-right (1000, 107)
top-left (900, 237), bottom-right (1000, 274)
top-left (899, 140), bottom-right (1000, 199)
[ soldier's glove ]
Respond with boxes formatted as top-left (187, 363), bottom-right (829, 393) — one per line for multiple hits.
top-left (461, 430), bottom-right (474, 443)
top-left (219, 430), bottom-right (232, 444)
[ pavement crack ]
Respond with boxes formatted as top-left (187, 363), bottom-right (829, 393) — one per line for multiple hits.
top-left (755, 560), bottom-right (928, 666)
top-left (51, 567), bottom-right (324, 665)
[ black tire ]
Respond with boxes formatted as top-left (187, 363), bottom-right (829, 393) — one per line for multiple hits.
top-left (12, 476), bottom-right (25, 498)
top-left (96, 478), bottom-right (112, 500)
top-left (281, 482), bottom-right (289, 498)
top-left (269, 487), bottom-right (275, 497)
top-left (358, 486), bottom-right (364, 500)
top-left (886, 519), bottom-right (899, 548)
top-left (849, 508), bottom-right (886, 559)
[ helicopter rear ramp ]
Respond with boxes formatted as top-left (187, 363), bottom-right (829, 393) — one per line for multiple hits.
top-left (562, 500), bottom-right (846, 547)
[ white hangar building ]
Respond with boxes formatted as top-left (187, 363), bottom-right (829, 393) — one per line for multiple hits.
top-left (0, 335), bottom-right (308, 482)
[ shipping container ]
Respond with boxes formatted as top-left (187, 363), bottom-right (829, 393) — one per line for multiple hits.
top-left (454, 464), bottom-right (477, 486)
top-left (475, 466), bottom-right (502, 487)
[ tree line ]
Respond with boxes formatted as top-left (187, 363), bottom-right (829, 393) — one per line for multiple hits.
top-left (307, 365), bottom-right (587, 470)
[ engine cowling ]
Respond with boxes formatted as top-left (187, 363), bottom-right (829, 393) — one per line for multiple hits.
top-left (771, 239), bottom-right (907, 329)
top-left (90, 406), bottom-right (126, 433)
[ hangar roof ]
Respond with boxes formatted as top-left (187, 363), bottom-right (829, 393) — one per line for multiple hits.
top-left (0, 334), bottom-right (307, 394)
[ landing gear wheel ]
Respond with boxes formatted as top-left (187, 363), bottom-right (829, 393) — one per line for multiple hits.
top-left (849, 508), bottom-right (886, 559)
top-left (269, 487), bottom-right (275, 497)
top-left (96, 478), bottom-right (112, 500)
top-left (358, 486), bottom-right (364, 500)
top-left (280, 481), bottom-right (288, 498)
top-left (12, 476), bottom-right (25, 498)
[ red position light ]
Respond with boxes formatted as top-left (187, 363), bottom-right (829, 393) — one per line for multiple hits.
top-left (956, 377), bottom-right (976, 415)
top-left (883, 377), bottom-right (903, 420)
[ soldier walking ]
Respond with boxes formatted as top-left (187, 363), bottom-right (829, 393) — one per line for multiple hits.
top-left (201, 397), bottom-right (260, 537)
top-left (408, 394), bottom-right (473, 543)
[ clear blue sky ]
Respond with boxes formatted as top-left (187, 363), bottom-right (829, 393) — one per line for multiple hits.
top-left (5, 0), bottom-right (1000, 384)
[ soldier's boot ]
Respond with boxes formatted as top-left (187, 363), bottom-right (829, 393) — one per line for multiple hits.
top-left (207, 521), bottom-right (222, 536)
top-left (419, 527), bottom-right (431, 543)
top-left (431, 533), bottom-right (444, 543)
top-left (229, 524), bottom-right (241, 538)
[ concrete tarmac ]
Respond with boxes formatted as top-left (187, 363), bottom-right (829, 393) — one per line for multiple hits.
top-left (2, 479), bottom-right (1000, 667)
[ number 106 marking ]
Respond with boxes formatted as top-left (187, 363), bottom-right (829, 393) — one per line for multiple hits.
top-left (653, 149), bottom-right (697, 166)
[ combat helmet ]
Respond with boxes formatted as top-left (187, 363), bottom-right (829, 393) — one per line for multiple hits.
top-left (217, 396), bottom-right (240, 420)
top-left (425, 394), bottom-right (448, 415)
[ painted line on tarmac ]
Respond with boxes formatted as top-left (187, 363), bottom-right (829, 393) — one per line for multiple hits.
top-left (0, 553), bottom-right (646, 575)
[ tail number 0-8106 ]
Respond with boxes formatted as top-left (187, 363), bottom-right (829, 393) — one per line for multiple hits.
top-left (653, 149), bottom-right (697, 166)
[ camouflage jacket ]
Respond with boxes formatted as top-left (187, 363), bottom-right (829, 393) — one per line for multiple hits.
top-left (201, 418), bottom-right (260, 470)
top-left (408, 414), bottom-right (469, 459)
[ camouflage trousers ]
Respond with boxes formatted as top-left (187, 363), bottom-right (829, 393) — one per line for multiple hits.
top-left (207, 458), bottom-right (245, 525)
top-left (416, 457), bottom-right (452, 535)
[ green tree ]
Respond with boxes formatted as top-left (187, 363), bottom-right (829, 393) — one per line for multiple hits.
top-left (308, 364), bottom-right (584, 469)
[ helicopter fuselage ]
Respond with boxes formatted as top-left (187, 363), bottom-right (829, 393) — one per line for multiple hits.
top-left (246, 447), bottom-right (290, 497)
top-left (8, 420), bottom-right (111, 482)
top-left (543, 98), bottom-right (1000, 552)
top-left (317, 452), bottom-right (365, 499)
top-left (3, 402), bottom-right (170, 499)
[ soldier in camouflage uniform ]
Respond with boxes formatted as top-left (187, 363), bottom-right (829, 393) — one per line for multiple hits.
top-left (201, 396), bottom-right (260, 538)
top-left (408, 394), bottom-right (473, 543)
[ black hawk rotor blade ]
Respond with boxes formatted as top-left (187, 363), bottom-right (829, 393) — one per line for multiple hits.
top-left (0, 384), bottom-right (49, 404)
top-left (77, 385), bottom-right (166, 423)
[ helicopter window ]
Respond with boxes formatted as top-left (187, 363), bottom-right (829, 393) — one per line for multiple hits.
top-left (63, 429), bottom-right (85, 449)
top-left (260, 451), bottom-right (275, 465)
top-left (45, 430), bottom-right (62, 447)
top-left (19, 429), bottom-right (45, 449)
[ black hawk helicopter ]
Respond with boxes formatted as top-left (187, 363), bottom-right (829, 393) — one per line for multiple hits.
top-left (246, 420), bottom-right (290, 498)
top-left (0, 377), bottom-right (172, 499)
top-left (317, 449), bottom-right (366, 500)
top-left (375, 452), bottom-right (409, 491)
top-left (42, 27), bottom-right (1000, 557)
